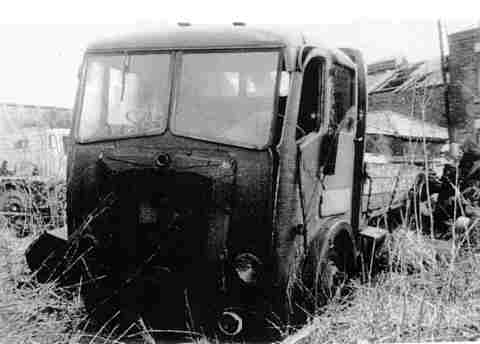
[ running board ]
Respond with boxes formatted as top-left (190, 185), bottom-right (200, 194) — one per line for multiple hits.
top-left (359, 226), bottom-right (388, 243)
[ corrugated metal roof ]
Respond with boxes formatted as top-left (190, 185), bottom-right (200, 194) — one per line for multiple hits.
top-left (396, 58), bottom-right (443, 91)
top-left (366, 110), bottom-right (448, 141)
top-left (368, 58), bottom-right (443, 93)
top-left (367, 70), bottom-right (395, 93)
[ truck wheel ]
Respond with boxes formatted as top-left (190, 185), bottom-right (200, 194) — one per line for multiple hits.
top-left (0, 189), bottom-right (31, 237)
top-left (302, 224), bottom-right (356, 314)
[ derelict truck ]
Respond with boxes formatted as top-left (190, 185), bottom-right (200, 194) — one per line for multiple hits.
top-left (27, 25), bottom-right (380, 338)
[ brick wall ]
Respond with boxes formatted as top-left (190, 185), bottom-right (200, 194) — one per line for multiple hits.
top-left (368, 85), bottom-right (447, 126)
top-left (448, 27), bottom-right (480, 141)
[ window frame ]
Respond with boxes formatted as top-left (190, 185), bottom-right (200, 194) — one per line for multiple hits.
top-left (329, 62), bottom-right (356, 131)
top-left (74, 48), bottom-right (284, 150)
top-left (74, 51), bottom-right (174, 143)
top-left (170, 48), bottom-right (283, 150)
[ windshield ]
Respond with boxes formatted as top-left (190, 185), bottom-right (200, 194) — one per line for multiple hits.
top-left (78, 53), bottom-right (171, 141)
top-left (172, 51), bottom-right (279, 148)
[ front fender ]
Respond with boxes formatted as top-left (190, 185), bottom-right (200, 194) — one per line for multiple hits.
top-left (303, 219), bottom-right (358, 286)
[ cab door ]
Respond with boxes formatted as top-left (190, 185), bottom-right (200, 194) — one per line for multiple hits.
top-left (319, 63), bottom-right (357, 217)
top-left (296, 54), bottom-right (357, 229)
top-left (296, 56), bottom-right (327, 229)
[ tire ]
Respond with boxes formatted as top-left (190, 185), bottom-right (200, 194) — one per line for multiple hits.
top-left (0, 189), bottom-right (31, 237)
top-left (301, 225), bottom-right (356, 314)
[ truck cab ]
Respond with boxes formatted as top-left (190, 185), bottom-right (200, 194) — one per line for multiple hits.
top-left (64, 25), bottom-right (367, 338)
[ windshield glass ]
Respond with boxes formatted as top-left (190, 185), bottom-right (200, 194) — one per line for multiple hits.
top-left (172, 51), bottom-right (279, 148)
top-left (78, 53), bottom-right (171, 141)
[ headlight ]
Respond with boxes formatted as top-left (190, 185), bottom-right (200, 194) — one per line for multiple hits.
top-left (218, 310), bottom-right (243, 336)
top-left (233, 253), bottom-right (262, 286)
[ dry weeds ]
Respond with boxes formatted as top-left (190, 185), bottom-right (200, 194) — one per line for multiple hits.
top-left (0, 230), bottom-right (86, 344)
top-left (299, 227), bottom-right (480, 343)
top-left (1, 188), bottom-right (480, 343)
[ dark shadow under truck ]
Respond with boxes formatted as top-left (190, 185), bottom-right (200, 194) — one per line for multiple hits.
top-left (26, 25), bottom-right (385, 340)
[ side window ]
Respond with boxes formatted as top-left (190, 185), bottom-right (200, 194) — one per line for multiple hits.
top-left (321, 64), bottom-right (355, 175)
top-left (296, 60), bottom-right (323, 140)
top-left (330, 64), bottom-right (355, 133)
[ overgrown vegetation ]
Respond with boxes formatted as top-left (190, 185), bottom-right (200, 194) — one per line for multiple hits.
top-left (0, 231), bottom-right (85, 343)
top-left (3, 212), bottom-right (480, 343)
top-left (1, 169), bottom-right (480, 343)
top-left (297, 144), bottom-right (480, 343)
top-left (298, 226), bottom-right (480, 343)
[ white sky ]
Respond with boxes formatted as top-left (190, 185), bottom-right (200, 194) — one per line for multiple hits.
top-left (0, 0), bottom-right (479, 108)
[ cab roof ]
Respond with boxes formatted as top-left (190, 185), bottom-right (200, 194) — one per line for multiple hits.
top-left (85, 25), bottom-right (357, 72)
top-left (86, 25), bottom-right (302, 52)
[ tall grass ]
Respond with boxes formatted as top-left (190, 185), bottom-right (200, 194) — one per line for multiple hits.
top-left (0, 230), bottom-right (86, 344)
top-left (297, 221), bottom-right (480, 343)
top-left (4, 217), bottom-right (479, 343)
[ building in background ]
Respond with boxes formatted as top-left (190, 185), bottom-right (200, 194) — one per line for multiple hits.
top-left (365, 110), bottom-right (448, 160)
top-left (367, 56), bottom-right (446, 126)
top-left (366, 56), bottom-right (449, 160)
top-left (363, 110), bottom-right (448, 212)
top-left (448, 27), bottom-right (480, 142)
top-left (365, 59), bottom-right (449, 213)
top-left (0, 103), bottom-right (71, 130)
top-left (0, 103), bottom-right (71, 179)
